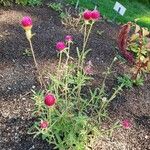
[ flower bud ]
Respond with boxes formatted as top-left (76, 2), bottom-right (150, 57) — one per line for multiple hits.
top-left (40, 120), bottom-right (48, 128)
top-left (84, 60), bottom-right (94, 75)
top-left (121, 119), bottom-right (131, 129)
top-left (102, 97), bottom-right (107, 103)
top-left (65, 35), bottom-right (73, 42)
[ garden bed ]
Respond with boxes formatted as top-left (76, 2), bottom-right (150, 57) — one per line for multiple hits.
top-left (0, 3), bottom-right (150, 150)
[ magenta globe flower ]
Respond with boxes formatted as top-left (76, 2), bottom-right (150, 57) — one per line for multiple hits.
top-left (56, 42), bottom-right (66, 51)
top-left (121, 119), bottom-right (132, 129)
top-left (83, 10), bottom-right (92, 20)
top-left (44, 93), bottom-right (56, 107)
top-left (40, 120), bottom-right (49, 129)
top-left (65, 35), bottom-right (73, 42)
top-left (91, 10), bottom-right (100, 21)
top-left (21, 16), bottom-right (32, 30)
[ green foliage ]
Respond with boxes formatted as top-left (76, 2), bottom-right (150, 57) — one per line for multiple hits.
top-left (27, 0), bottom-right (42, 6)
top-left (117, 74), bottom-right (133, 89)
top-left (15, 0), bottom-right (28, 5)
top-left (47, 2), bottom-right (63, 12)
top-left (0, 0), bottom-right (42, 6)
top-left (66, 0), bottom-right (150, 29)
top-left (0, 0), bottom-right (13, 6)
top-left (133, 75), bottom-right (144, 86)
top-left (23, 49), bottom-right (32, 57)
top-left (28, 15), bottom-right (125, 149)
top-left (136, 0), bottom-right (150, 4)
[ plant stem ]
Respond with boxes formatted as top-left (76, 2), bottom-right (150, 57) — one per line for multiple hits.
top-left (98, 83), bottom-right (124, 123)
top-left (100, 57), bottom-right (117, 95)
top-left (107, 83), bottom-right (124, 103)
top-left (58, 52), bottom-right (62, 73)
top-left (56, 52), bottom-right (63, 95)
top-left (48, 108), bottom-right (52, 127)
top-left (81, 23), bottom-right (94, 69)
top-left (28, 39), bottom-right (46, 89)
top-left (65, 42), bottom-right (70, 68)
top-left (83, 24), bottom-right (87, 50)
top-left (64, 43), bottom-right (71, 109)
top-left (83, 23), bottom-right (93, 52)
top-left (77, 85), bottom-right (81, 111)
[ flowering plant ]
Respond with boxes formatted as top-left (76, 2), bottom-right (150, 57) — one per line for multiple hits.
top-left (28, 9), bottom-right (127, 149)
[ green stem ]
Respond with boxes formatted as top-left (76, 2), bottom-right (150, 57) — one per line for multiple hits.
top-left (83, 23), bottom-right (93, 52)
top-left (64, 43), bottom-right (71, 109)
top-left (77, 85), bottom-right (81, 111)
top-left (58, 52), bottom-right (62, 73)
top-left (99, 57), bottom-right (117, 95)
top-left (98, 83), bottom-right (124, 123)
top-left (107, 83), bottom-right (124, 103)
top-left (83, 24), bottom-right (87, 50)
top-left (48, 108), bottom-right (52, 127)
top-left (28, 39), bottom-right (46, 89)
top-left (81, 23), bottom-right (94, 70)
top-left (65, 43), bottom-right (71, 73)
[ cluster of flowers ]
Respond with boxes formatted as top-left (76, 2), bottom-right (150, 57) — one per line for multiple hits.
top-left (21, 10), bottom-right (131, 130)
top-left (83, 10), bottom-right (100, 21)
top-left (56, 35), bottom-right (73, 52)
top-left (21, 9), bottom-right (100, 49)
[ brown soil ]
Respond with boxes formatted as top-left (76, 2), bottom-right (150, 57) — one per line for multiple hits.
top-left (0, 2), bottom-right (150, 150)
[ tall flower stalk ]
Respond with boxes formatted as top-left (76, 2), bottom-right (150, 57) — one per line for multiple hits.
top-left (76, 9), bottom-right (100, 110)
top-left (21, 16), bottom-right (45, 88)
top-left (80, 9), bottom-right (100, 70)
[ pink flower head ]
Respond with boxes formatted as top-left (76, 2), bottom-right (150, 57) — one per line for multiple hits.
top-left (56, 42), bottom-right (66, 51)
top-left (44, 93), bottom-right (56, 107)
top-left (91, 10), bottom-right (100, 21)
top-left (21, 16), bottom-right (32, 29)
top-left (40, 120), bottom-right (48, 129)
top-left (65, 35), bottom-right (73, 42)
top-left (121, 119), bottom-right (132, 129)
top-left (83, 10), bottom-right (92, 20)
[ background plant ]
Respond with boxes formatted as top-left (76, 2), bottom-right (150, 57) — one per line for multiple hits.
top-left (118, 22), bottom-right (150, 83)
top-left (0, 0), bottom-right (42, 6)
top-left (0, 0), bottom-right (13, 6)
top-left (27, 0), bottom-right (42, 6)
top-left (47, 2), bottom-right (63, 12)
top-left (66, 0), bottom-right (150, 29)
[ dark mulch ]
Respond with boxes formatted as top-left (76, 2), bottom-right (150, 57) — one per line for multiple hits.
top-left (0, 2), bottom-right (149, 150)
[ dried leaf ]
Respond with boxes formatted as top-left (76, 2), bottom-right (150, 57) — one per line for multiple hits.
top-left (147, 61), bottom-right (150, 72)
top-left (135, 24), bottom-right (140, 33)
top-left (142, 28), bottom-right (149, 36)
top-left (146, 38), bottom-right (150, 50)
top-left (130, 33), bottom-right (139, 42)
